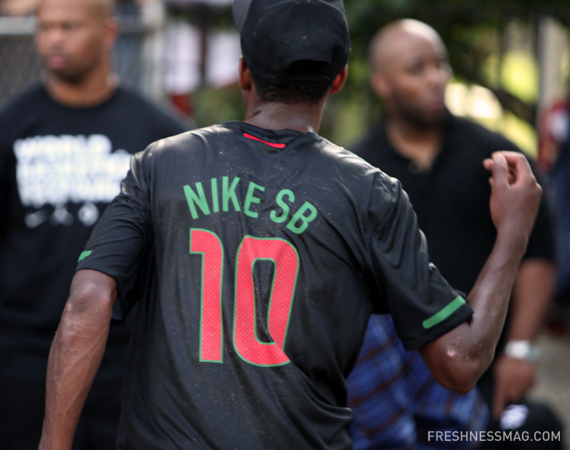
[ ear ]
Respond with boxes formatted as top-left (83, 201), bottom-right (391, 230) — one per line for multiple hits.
top-left (238, 57), bottom-right (253, 92)
top-left (104, 17), bottom-right (119, 49)
top-left (370, 71), bottom-right (390, 99)
top-left (329, 65), bottom-right (348, 95)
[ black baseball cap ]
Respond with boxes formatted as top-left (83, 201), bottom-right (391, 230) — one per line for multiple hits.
top-left (233, 0), bottom-right (350, 86)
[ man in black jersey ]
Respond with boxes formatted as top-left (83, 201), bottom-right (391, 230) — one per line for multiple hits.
top-left (40, 1), bottom-right (543, 449)
top-left (0, 0), bottom-right (187, 448)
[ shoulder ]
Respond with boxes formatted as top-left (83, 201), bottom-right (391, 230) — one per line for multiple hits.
top-left (313, 135), bottom-right (404, 210)
top-left (114, 86), bottom-right (174, 117)
top-left (0, 84), bottom-right (48, 151)
top-left (350, 124), bottom-right (386, 157)
top-left (114, 86), bottom-right (189, 135)
top-left (317, 134), bottom-right (380, 174)
top-left (141, 124), bottom-right (226, 158)
top-left (0, 83), bottom-right (46, 122)
top-left (449, 115), bottom-right (520, 153)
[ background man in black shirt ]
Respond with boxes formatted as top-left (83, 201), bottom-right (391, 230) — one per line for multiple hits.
top-left (0, 0), bottom-right (187, 448)
top-left (350, 18), bottom-right (558, 445)
top-left (39, 1), bottom-right (544, 449)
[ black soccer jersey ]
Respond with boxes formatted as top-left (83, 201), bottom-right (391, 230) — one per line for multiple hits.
top-left (77, 121), bottom-right (473, 449)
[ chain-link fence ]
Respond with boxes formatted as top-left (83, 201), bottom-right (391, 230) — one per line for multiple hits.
top-left (0, 15), bottom-right (152, 107)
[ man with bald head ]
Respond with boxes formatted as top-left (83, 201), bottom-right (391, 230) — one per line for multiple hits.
top-left (348, 19), bottom-right (558, 449)
top-left (0, 0), bottom-right (187, 447)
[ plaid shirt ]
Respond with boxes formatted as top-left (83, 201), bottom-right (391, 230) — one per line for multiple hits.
top-left (347, 315), bottom-right (488, 450)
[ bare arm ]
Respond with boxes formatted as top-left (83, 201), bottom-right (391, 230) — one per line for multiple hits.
top-left (491, 258), bottom-right (556, 416)
top-left (508, 259), bottom-right (556, 342)
top-left (39, 269), bottom-right (117, 450)
top-left (419, 152), bottom-right (543, 394)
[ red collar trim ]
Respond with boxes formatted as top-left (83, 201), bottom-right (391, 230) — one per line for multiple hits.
top-left (243, 133), bottom-right (286, 149)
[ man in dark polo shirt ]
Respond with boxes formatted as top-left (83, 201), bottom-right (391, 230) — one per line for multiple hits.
top-left (349, 19), bottom-right (559, 449)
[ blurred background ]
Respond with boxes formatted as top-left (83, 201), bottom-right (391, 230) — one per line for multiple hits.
top-left (0, 0), bottom-right (568, 446)
top-left (1, 0), bottom-right (569, 152)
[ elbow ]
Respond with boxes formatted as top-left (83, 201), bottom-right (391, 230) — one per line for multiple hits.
top-left (55, 279), bottom-right (115, 348)
top-left (433, 350), bottom-right (493, 395)
top-left (437, 368), bottom-right (479, 395)
top-left (70, 284), bottom-right (114, 314)
top-left (67, 271), bottom-right (117, 317)
top-left (420, 326), bottom-right (497, 394)
top-left (57, 272), bottom-right (117, 337)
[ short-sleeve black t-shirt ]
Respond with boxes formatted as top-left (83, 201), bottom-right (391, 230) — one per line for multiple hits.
top-left (0, 84), bottom-right (188, 379)
top-left (77, 122), bottom-right (472, 449)
top-left (351, 114), bottom-right (555, 295)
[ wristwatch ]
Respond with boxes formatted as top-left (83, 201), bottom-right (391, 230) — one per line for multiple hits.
top-left (504, 340), bottom-right (540, 364)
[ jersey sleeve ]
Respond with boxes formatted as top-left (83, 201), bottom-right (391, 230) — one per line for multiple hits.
top-left (365, 173), bottom-right (473, 350)
top-left (76, 144), bottom-right (155, 321)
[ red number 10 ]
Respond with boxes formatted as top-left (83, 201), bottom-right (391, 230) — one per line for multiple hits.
top-left (190, 229), bottom-right (299, 367)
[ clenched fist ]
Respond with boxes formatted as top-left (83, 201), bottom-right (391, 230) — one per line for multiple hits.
top-left (483, 151), bottom-right (542, 248)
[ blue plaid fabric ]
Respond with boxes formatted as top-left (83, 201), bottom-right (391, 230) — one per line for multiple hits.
top-left (347, 315), bottom-right (488, 450)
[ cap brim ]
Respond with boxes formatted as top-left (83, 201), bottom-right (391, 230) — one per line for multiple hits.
top-left (232, 0), bottom-right (252, 33)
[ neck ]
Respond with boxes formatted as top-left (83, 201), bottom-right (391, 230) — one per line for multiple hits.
top-left (45, 61), bottom-right (118, 108)
top-left (244, 100), bottom-right (325, 134)
top-left (385, 114), bottom-right (445, 172)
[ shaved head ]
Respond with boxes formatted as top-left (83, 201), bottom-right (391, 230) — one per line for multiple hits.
top-left (37, 0), bottom-right (115, 20)
top-left (367, 19), bottom-right (451, 127)
top-left (369, 19), bottom-right (444, 74)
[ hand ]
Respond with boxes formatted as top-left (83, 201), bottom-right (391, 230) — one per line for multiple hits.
top-left (492, 354), bottom-right (536, 419)
top-left (483, 152), bottom-right (542, 244)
